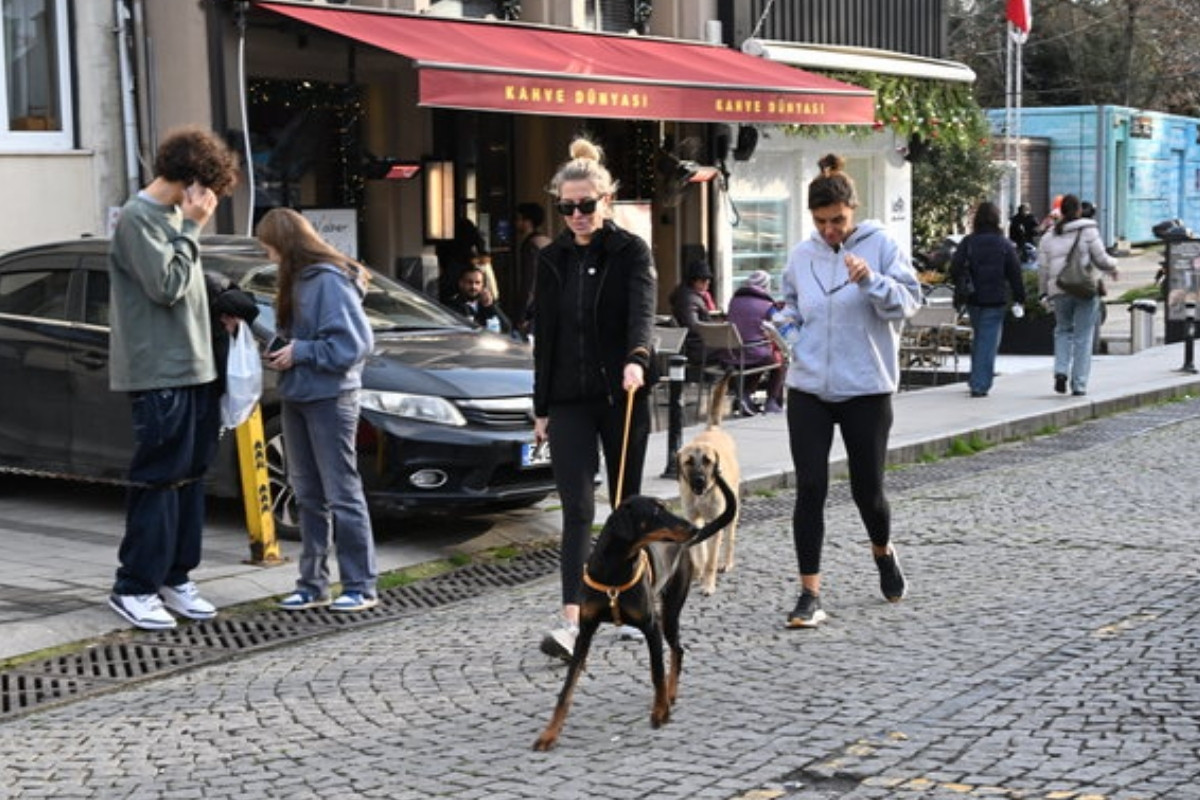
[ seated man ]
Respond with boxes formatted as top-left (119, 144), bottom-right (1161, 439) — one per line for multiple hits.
top-left (445, 263), bottom-right (511, 333)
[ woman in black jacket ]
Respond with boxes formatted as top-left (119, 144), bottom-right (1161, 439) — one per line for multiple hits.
top-left (950, 201), bottom-right (1026, 397)
top-left (533, 137), bottom-right (657, 661)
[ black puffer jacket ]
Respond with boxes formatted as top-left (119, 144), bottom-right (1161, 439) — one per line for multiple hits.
top-left (533, 220), bottom-right (656, 417)
top-left (950, 230), bottom-right (1025, 308)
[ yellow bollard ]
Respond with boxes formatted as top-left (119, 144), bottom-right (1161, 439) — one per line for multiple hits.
top-left (234, 404), bottom-right (285, 566)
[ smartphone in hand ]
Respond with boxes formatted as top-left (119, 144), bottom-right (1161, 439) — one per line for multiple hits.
top-left (266, 335), bottom-right (289, 354)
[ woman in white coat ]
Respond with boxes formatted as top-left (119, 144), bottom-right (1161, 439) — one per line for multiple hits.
top-left (1037, 194), bottom-right (1118, 396)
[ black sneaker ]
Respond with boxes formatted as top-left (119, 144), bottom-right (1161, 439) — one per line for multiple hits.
top-left (875, 547), bottom-right (907, 602)
top-left (1054, 373), bottom-right (1067, 394)
top-left (786, 591), bottom-right (826, 628)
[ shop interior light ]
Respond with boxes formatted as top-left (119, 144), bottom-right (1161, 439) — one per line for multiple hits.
top-left (423, 159), bottom-right (455, 241)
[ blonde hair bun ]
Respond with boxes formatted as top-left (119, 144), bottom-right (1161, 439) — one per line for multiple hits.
top-left (569, 138), bottom-right (602, 163)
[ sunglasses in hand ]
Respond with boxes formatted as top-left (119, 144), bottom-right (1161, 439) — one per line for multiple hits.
top-left (555, 198), bottom-right (600, 216)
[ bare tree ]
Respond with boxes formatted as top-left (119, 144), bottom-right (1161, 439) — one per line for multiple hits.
top-left (947, 0), bottom-right (1200, 115)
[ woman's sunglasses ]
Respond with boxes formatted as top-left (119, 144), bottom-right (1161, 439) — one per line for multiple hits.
top-left (555, 198), bottom-right (600, 216)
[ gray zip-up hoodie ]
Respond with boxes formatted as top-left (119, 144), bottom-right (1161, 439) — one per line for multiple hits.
top-left (781, 220), bottom-right (922, 402)
top-left (277, 263), bottom-right (373, 403)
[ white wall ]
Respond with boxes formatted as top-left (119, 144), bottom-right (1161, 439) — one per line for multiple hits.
top-left (720, 125), bottom-right (912, 299)
top-left (0, 1), bottom-right (124, 251)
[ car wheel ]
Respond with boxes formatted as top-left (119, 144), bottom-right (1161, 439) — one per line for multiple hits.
top-left (263, 414), bottom-right (301, 541)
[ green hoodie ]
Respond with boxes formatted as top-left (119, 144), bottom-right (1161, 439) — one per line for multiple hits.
top-left (108, 193), bottom-right (216, 392)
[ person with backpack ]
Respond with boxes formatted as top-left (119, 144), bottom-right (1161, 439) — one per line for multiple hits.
top-left (950, 201), bottom-right (1026, 398)
top-left (1037, 194), bottom-right (1119, 396)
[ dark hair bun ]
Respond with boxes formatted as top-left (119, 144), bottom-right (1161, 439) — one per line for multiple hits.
top-left (817, 153), bottom-right (845, 175)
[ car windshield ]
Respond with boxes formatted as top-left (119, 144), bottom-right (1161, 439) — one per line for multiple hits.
top-left (207, 249), bottom-right (471, 333)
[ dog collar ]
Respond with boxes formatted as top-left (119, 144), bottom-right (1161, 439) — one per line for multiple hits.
top-left (582, 550), bottom-right (649, 627)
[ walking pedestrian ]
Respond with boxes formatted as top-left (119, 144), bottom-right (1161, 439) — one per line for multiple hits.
top-left (255, 207), bottom-right (380, 613)
top-left (779, 153), bottom-right (922, 629)
top-left (516, 202), bottom-right (551, 338)
top-left (1037, 194), bottom-right (1119, 396)
top-left (107, 126), bottom-right (240, 631)
top-left (1008, 202), bottom-right (1039, 262)
top-left (532, 136), bottom-right (657, 660)
top-left (950, 201), bottom-right (1026, 398)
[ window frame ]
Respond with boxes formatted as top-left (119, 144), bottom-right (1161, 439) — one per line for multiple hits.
top-left (0, 0), bottom-right (74, 151)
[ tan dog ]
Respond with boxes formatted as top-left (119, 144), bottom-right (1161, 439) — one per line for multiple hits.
top-left (676, 376), bottom-right (742, 596)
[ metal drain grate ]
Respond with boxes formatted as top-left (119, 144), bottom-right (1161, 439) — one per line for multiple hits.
top-left (0, 548), bottom-right (560, 721)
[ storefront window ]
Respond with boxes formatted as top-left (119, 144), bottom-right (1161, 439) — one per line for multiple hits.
top-left (1, 0), bottom-right (71, 148)
top-left (731, 197), bottom-right (790, 290)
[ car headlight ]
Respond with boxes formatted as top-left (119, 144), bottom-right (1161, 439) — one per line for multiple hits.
top-left (359, 390), bottom-right (467, 427)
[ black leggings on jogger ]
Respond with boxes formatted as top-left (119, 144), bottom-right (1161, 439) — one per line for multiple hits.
top-left (786, 389), bottom-right (893, 576)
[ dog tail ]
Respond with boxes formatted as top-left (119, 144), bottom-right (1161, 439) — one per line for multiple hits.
top-left (689, 469), bottom-right (737, 547)
top-left (707, 373), bottom-right (732, 429)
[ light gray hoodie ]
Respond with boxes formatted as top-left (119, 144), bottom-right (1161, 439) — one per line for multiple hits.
top-left (781, 220), bottom-right (922, 402)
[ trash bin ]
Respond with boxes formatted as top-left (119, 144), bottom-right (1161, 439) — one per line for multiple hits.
top-left (1129, 299), bottom-right (1157, 352)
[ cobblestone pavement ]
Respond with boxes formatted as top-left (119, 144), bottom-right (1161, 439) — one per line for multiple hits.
top-left (1, 400), bottom-right (1198, 800)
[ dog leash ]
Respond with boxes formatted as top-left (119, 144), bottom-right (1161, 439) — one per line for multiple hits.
top-left (613, 385), bottom-right (636, 508)
top-left (582, 549), bottom-right (649, 626)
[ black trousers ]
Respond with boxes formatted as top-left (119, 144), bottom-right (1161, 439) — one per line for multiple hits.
top-left (786, 389), bottom-right (893, 576)
top-left (548, 393), bottom-right (650, 606)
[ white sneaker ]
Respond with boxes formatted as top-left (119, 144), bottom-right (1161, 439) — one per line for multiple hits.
top-left (109, 593), bottom-right (177, 630)
top-left (159, 581), bottom-right (218, 621)
top-left (617, 624), bottom-right (645, 642)
top-left (539, 621), bottom-right (578, 661)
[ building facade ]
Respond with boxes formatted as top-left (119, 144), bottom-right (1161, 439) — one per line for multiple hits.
top-left (2, 0), bottom-right (962, 317)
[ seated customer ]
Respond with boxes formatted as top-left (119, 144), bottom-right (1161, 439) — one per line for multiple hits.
top-left (725, 269), bottom-right (785, 414)
top-left (446, 263), bottom-right (511, 333)
top-left (668, 259), bottom-right (718, 365)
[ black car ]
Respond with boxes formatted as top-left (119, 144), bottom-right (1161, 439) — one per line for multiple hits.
top-left (0, 236), bottom-right (554, 534)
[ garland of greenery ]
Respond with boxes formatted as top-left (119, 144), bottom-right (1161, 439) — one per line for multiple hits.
top-left (785, 71), bottom-right (991, 152)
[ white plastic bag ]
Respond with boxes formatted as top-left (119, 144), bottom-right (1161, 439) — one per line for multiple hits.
top-left (220, 320), bottom-right (263, 430)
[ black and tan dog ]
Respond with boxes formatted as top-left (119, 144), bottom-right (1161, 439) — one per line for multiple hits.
top-left (533, 477), bottom-right (736, 751)
top-left (677, 375), bottom-right (742, 596)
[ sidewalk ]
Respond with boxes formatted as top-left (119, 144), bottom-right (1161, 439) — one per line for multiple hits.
top-left (2, 337), bottom-right (1196, 662)
top-left (0, 243), bottom-right (1192, 662)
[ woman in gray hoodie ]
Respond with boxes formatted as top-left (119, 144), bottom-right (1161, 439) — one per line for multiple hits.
top-left (256, 207), bottom-right (378, 614)
top-left (779, 154), bottom-right (922, 629)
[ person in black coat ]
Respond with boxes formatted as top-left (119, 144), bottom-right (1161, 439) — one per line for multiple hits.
top-left (532, 137), bottom-right (656, 661)
top-left (951, 201), bottom-right (1026, 398)
top-left (1008, 203), bottom-right (1039, 261)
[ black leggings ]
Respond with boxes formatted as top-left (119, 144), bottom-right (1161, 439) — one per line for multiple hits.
top-left (786, 389), bottom-right (893, 576)
top-left (548, 394), bottom-right (650, 606)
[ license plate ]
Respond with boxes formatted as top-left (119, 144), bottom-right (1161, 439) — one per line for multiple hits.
top-left (521, 441), bottom-right (551, 468)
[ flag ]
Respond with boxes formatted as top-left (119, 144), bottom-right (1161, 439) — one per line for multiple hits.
top-left (1007, 0), bottom-right (1032, 33)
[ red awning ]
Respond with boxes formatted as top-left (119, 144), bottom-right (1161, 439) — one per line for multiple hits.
top-left (256, 2), bottom-right (875, 126)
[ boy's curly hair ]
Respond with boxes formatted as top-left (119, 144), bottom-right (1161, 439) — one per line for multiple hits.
top-left (153, 126), bottom-right (240, 197)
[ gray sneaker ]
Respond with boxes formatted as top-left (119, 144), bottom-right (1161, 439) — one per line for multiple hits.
top-left (874, 546), bottom-right (907, 603)
top-left (785, 591), bottom-right (826, 629)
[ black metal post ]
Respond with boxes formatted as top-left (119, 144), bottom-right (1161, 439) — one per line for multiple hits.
top-left (1182, 301), bottom-right (1197, 374)
top-left (660, 355), bottom-right (687, 479)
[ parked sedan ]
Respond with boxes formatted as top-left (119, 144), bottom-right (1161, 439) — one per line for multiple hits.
top-left (0, 236), bottom-right (554, 535)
